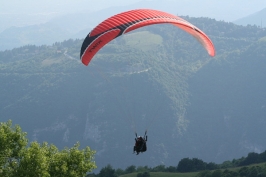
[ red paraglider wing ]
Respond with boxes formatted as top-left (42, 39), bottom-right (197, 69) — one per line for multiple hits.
top-left (80, 9), bottom-right (215, 66)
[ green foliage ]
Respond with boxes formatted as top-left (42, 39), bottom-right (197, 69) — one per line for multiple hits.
top-left (191, 164), bottom-right (266, 177)
top-left (196, 166), bottom-right (266, 177)
top-left (16, 142), bottom-right (50, 177)
top-left (151, 165), bottom-right (166, 172)
top-left (212, 169), bottom-right (222, 177)
top-left (125, 165), bottom-right (136, 174)
top-left (0, 120), bottom-right (96, 177)
top-left (47, 142), bottom-right (96, 177)
top-left (0, 120), bottom-right (28, 176)
top-left (115, 168), bottom-right (125, 176)
top-left (98, 164), bottom-right (117, 177)
top-left (238, 166), bottom-right (249, 176)
top-left (219, 161), bottom-right (234, 169)
top-left (177, 158), bottom-right (207, 172)
top-left (165, 166), bottom-right (177, 172)
top-left (120, 171), bottom-right (198, 177)
top-left (91, 149), bottom-right (266, 177)
top-left (137, 171), bottom-right (150, 177)
top-left (136, 166), bottom-right (150, 173)
top-left (239, 152), bottom-right (266, 166)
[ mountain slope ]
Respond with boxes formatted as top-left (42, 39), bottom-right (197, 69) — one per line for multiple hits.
top-left (1, 18), bottom-right (266, 171)
top-left (185, 39), bottom-right (266, 162)
top-left (234, 8), bottom-right (266, 27)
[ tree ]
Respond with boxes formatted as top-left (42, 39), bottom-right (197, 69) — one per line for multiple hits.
top-left (125, 165), bottom-right (136, 174)
top-left (259, 150), bottom-right (266, 162)
top-left (165, 166), bottom-right (177, 172)
top-left (240, 152), bottom-right (260, 166)
top-left (222, 169), bottom-right (239, 177)
top-left (136, 166), bottom-right (150, 173)
top-left (0, 120), bottom-right (28, 176)
top-left (177, 157), bottom-right (206, 172)
top-left (247, 166), bottom-right (264, 177)
top-left (115, 168), bottom-right (124, 176)
top-left (239, 166), bottom-right (249, 177)
top-left (0, 120), bottom-right (97, 177)
top-left (212, 169), bottom-right (222, 177)
top-left (220, 160), bottom-right (233, 169)
top-left (206, 162), bottom-right (218, 170)
top-left (191, 158), bottom-right (206, 171)
top-left (137, 171), bottom-right (150, 177)
top-left (177, 158), bottom-right (192, 172)
top-left (142, 172), bottom-right (151, 177)
top-left (98, 164), bottom-right (117, 177)
top-left (48, 142), bottom-right (96, 177)
top-left (152, 165), bottom-right (166, 172)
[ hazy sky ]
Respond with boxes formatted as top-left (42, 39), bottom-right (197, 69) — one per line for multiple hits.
top-left (2, 0), bottom-right (266, 14)
top-left (2, 0), bottom-right (266, 15)
top-left (0, 0), bottom-right (140, 14)
top-left (1, 0), bottom-right (266, 31)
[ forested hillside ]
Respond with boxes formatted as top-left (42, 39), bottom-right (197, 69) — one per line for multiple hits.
top-left (88, 149), bottom-right (266, 176)
top-left (0, 17), bottom-right (266, 171)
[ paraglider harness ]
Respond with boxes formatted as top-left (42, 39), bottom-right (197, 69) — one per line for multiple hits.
top-left (133, 131), bottom-right (148, 155)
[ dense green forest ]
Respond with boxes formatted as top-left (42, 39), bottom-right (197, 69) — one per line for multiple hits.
top-left (87, 150), bottom-right (266, 177)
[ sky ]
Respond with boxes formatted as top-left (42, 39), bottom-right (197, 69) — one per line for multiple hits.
top-left (1, 0), bottom-right (266, 32)
top-left (2, 0), bottom-right (266, 17)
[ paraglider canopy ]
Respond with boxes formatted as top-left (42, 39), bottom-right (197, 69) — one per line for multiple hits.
top-left (80, 9), bottom-right (215, 66)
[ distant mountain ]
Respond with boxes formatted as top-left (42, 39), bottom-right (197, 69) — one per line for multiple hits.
top-left (1, 0), bottom-right (266, 51)
top-left (0, 24), bottom-right (73, 51)
top-left (0, 12), bottom-right (96, 51)
top-left (1, 17), bottom-right (266, 172)
top-left (0, 5), bottom-right (144, 51)
top-left (234, 8), bottom-right (266, 27)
